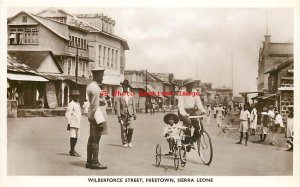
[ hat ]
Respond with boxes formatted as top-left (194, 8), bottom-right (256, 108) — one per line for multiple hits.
top-left (269, 105), bottom-right (274, 109)
top-left (183, 78), bottom-right (197, 86)
top-left (263, 107), bottom-right (268, 112)
top-left (120, 79), bottom-right (132, 87)
top-left (163, 113), bottom-right (179, 124)
top-left (70, 90), bottom-right (80, 96)
top-left (91, 67), bottom-right (105, 74)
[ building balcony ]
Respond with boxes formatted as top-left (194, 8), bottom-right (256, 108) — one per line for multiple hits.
top-left (63, 46), bottom-right (88, 58)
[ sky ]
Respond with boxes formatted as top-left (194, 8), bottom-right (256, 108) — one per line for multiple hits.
top-left (7, 7), bottom-right (294, 96)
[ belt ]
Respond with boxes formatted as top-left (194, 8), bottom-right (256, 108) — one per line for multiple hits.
top-left (240, 119), bottom-right (248, 121)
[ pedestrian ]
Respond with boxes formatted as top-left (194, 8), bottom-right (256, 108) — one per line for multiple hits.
top-left (268, 105), bottom-right (275, 133)
top-left (65, 89), bottom-right (81, 157)
top-left (82, 99), bottom-right (90, 116)
top-left (115, 79), bottom-right (137, 148)
top-left (206, 105), bottom-right (212, 124)
top-left (177, 78), bottom-right (206, 150)
top-left (85, 67), bottom-right (107, 169)
top-left (163, 113), bottom-right (186, 155)
top-left (213, 105), bottom-right (217, 119)
top-left (236, 105), bottom-right (251, 146)
top-left (274, 110), bottom-right (284, 130)
top-left (249, 104), bottom-right (257, 135)
top-left (216, 104), bottom-right (224, 127)
top-left (286, 109), bottom-right (293, 151)
top-left (151, 101), bottom-right (155, 115)
top-left (259, 107), bottom-right (269, 143)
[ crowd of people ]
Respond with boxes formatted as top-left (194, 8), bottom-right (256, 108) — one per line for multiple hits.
top-left (236, 104), bottom-right (294, 150)
top-left (64, 71), bottom-right (294, 170)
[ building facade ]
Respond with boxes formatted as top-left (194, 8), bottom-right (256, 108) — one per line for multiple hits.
top-left (257, 35), bottom-right (293, 92)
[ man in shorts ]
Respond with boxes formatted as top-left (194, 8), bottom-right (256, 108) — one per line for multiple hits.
top-left (259, 107), bottom-right (269, 143)
top-left (236, 105), bottom-right (250, 146)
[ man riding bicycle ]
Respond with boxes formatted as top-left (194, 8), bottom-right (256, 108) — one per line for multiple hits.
top-left (177, 78), bottom-right (206, 150)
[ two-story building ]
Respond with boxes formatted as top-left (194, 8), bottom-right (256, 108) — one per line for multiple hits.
top-left (257, 35), bottom-right (293, 92)
top-left (76, 14), bottom-right (129, 97)
top-left (264, 57), bottom-right (293, 123)
top-left (7, 11), bottom-right (91, 107)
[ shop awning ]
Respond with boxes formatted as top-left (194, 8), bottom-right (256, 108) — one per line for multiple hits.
top-left (7, 73), bottom-right (49, 82)
top-left (252, 93), bottom-right (278, 100)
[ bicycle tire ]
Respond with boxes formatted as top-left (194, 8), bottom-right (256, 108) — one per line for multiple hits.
top-left (173, 147), bottom-right (179, 170)
top-left (197, 130), bottom-right (213, 165)
top-left (155, 144), bottom-right (161, 167)
top-left (179, 146), bottom-right (187, 167)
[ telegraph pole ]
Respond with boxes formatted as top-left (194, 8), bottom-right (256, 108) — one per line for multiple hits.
top-left (75, 43), bottom-right (79, 83)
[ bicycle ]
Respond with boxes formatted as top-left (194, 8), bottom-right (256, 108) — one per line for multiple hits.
top-left (189, 115), bottom-right (213, 165)
top-left (155, 115), bottom-right (213, 170)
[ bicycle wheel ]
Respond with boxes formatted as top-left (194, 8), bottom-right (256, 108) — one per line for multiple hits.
top-left (173, 147), bottom-right (180, 170)
top-left (179, 146), bottom-right (187, 167)
top-left (197, 130), bottom-right (213, 165)
top-left (155, 144), bottom-right (161, 167)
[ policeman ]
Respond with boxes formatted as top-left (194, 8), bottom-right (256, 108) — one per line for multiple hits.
top-left (85, 68), bottom-right (107, 169)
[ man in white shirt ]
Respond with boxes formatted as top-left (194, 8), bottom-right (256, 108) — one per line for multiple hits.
top-left (177, 78), bottom-right (206, 149)
top-left (65, 89), bottom-right (81, 157)
top-left (236, 105), bottom-right (251, 146)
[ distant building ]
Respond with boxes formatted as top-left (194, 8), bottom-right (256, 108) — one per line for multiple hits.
top-left (215, 86), bottom-right (233, 106)
top-left (265, 57), bottom-right (293, 123)
top-left (257, 35), bottom-right (293, 92)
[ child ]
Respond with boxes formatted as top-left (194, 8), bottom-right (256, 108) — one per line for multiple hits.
top-left (65, 89), bottom-right (81, 157)
top-left (163, 113), bottom-right (186, 155)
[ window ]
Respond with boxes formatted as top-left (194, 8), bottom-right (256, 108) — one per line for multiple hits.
top-left (67, 58), bottom-right (72, 75)
top-left (115, 50), bottom-right (118, 69)
top-left (98, 45), bottom-right (102, 67)
top-left (107, 48), bottom-right (110, 67)
top-left (111, 49), bottom-right (114, 68)
top-left (103, 46), bottom-right (106, 67)
top-left (83, 62), bottom-right (86, 77)
top-left (8, 27), bottom-right (38, 45)
top-left (22, 16), bottom-right (27, 23)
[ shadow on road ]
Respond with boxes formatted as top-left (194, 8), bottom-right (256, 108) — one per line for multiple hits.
top-left (151, 164), bottom-right (183, 171)
top-left (57, 153), bottom-right (70, 156)
top-left (105, 143), bottom-right (124, 148)
top-left (70, 161), bottom-right (86, 168)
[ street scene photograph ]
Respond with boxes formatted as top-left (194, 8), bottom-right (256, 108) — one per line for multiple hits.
top-left (3, 4), bottom-right (295, 182)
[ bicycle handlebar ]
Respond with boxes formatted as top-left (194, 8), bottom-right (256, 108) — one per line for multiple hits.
top-left (188, 115), bottom-right (205, 119)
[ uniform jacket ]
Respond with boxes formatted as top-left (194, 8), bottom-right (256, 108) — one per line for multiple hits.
top-left (65, 100), bottom-right (81, 128)
top-left (115, 88), bottom-right (136, 118)
top-left (86, 81), bottom-right (106, 121)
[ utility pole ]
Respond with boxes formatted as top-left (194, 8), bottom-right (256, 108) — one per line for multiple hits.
top-left (75, 43), bottom-right (79, 83)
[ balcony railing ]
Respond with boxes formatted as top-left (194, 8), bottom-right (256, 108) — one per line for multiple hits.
top-left (63, 45), bottom-right (88, 58)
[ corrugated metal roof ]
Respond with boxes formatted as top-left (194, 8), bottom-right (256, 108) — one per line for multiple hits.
top-left (7, 54), bottom-right (38, 74)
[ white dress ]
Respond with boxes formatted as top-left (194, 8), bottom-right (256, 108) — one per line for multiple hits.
top-left (250, 108), bottom-right (257, 129)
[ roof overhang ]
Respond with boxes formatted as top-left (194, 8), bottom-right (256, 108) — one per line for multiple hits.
top-left (7, 73), bottom-right (49, 82)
